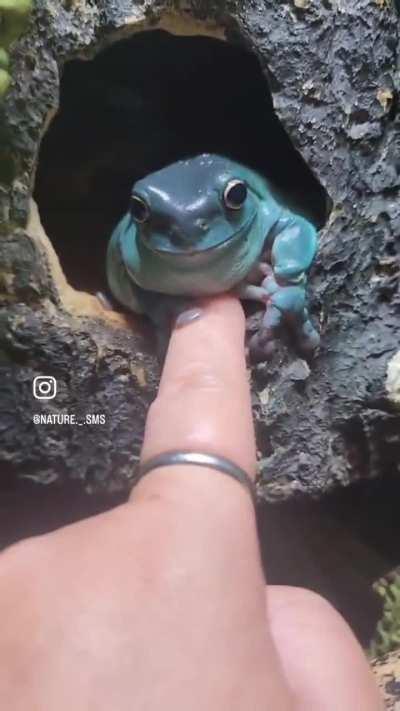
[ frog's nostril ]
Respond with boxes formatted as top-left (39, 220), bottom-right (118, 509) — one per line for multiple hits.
top-left (195, 218), bottom-right (209, 232)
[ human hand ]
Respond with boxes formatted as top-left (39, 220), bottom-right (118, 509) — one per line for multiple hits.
top-left (0, 295), bottom-right (382, 710)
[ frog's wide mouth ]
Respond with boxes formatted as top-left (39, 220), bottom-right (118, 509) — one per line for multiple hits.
top-left (140, 211), bottom-right (257, 261)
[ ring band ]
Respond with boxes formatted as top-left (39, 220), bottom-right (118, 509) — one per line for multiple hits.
top-left (138, 451), bottom-right (256, 507)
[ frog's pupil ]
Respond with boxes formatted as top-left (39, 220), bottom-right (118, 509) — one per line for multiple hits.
top-left (131, 196), bottom-right (149, 223)
top-left (224, 181), bottom-right (247, 209)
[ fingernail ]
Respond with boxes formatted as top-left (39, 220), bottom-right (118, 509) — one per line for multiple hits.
top-left (175, 308), bottom-right (203, 328)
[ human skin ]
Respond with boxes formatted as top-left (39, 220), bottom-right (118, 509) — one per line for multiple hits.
top-left (0, 296), bottom-right (383, 710)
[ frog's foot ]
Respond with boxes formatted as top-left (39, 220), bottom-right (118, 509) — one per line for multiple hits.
top-left (236, 263), bottom-right (273, 301)
top-left (245, 261), bottom-right (272, 284)
top-left (248, 330), bottom-right (277, 361)
top-left (248, 304), bottom-right (282, 361)
top-left (284, 306), bottom-right (320, 356)
top-left (295, 316), bottom-right (320, 356)
top-left (235, 283), bottom-right (269, 303)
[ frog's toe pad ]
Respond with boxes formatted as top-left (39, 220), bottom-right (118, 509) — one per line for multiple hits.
top-left (297, 326), bottom-right (320, 355)
top-left (248, 330), bottom-right (277, 361)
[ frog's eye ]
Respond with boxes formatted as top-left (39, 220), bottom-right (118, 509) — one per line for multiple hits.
top-left (223, 180), bottom-right (248, 210)
top-left (130, 194), bottom-right (150, 224)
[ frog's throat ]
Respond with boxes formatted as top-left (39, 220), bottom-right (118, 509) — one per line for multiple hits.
top-left (139, 211), bottom-right (257, 261)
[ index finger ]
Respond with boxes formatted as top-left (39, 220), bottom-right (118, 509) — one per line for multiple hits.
top-left (140, 294), bottom-right (256, 479)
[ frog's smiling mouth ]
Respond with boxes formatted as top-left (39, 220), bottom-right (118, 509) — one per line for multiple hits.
top-left (141, 211), bottom-right (257, 261)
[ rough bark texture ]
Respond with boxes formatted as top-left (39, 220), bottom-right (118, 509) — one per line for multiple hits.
top-left (0, 0), bottom-right (399, 500)
top-left (372, 648), bottom-right (400, 709)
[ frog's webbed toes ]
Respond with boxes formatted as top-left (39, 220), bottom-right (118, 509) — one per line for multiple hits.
top-left (248, 330), bottom-right (277, 361)
top-left (248, 304), bottom-right (281, 360)
top-left (246, 261), bottom-right (272, 283)
top-left (235, 283), bottom-right (269, 303)
top-left (296, 320), bottom-right (320, 355)
top-left (257, 262), bottom-right (273, 278)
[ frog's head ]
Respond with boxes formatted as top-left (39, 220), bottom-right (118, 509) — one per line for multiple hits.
top-left (129, 154), bottom-right (258, 264)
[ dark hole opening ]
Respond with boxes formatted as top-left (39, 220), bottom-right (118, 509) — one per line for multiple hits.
top-left (34, 30), bottom-right (328, 297)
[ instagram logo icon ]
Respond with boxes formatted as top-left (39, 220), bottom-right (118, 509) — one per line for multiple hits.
top-left (33, 376), bottom-right (57, 400)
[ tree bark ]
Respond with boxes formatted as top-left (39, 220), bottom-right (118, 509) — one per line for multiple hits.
top-left (0, 0), bottom-right (399, 501)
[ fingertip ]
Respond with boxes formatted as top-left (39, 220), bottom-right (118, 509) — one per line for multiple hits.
top-left (199, 293), bottom-right (246, 331)
top-left (171, 293), bottom-right (245, 338)
top-left (159, 293), bottom-right (246, 395)
top-left (141, 293), bottom-right (256, 477)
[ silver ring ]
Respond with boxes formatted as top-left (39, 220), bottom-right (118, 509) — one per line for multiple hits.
top-left (138, 451), bottom-right (256, 507)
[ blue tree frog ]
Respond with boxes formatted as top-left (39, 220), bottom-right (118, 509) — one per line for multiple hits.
top-left (106, 154), bottom-right (320, 358)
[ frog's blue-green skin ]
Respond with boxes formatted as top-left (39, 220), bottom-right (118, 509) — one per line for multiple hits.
top-left (107, 154), bottom-right (320, 357)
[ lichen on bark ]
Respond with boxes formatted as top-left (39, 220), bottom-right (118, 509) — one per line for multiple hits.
top-left (371, 571), bottom-right (400, 658)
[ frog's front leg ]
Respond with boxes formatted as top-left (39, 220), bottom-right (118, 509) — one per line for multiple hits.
top-left (234, 283), bottom-right (268, 303)
top-left (233, 265), bottom-right (280, 358)
top-left (233, 261), bottom-right (272, 303)
top-left (291, 306), bottom-right (320, 355)
top-left (252, 275), bottom-right (319, 359)
top-left (248, 303), bottom-right (283, 359)
top-left (265, 210), bottom-right (319, 356)
top-left (269, 211), bottom-right (317, 282)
